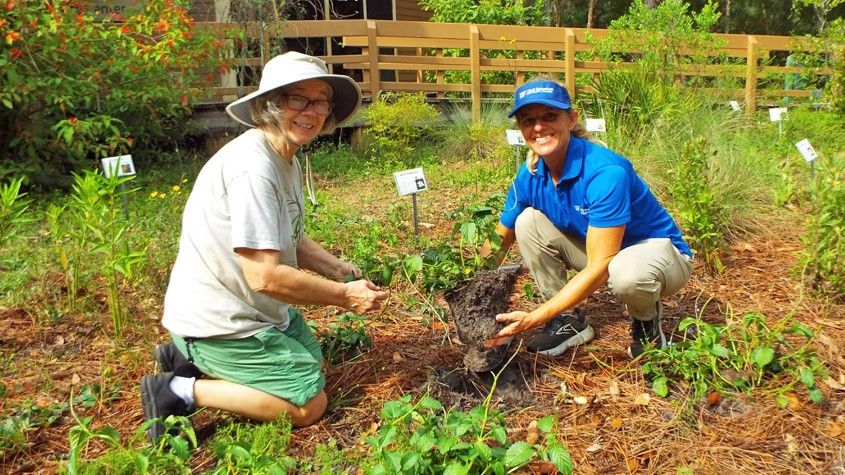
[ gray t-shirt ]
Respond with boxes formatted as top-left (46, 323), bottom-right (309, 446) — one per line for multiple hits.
top-left (162, 128), bottom-right (304, 339)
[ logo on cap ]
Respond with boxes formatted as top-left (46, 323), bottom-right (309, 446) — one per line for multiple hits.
top-left (518, 86), bottom-right (555, 99)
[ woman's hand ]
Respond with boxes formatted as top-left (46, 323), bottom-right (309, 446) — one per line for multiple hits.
top-left (485, 310), bottom-right (545, 348)
top-left (333, 260), bottom-right (362, 282)
top-left (343, 279), bottom-right (389, 314)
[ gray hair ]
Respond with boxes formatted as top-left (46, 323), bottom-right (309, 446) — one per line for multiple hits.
top-left (249, 87), bottom-right (338, 137)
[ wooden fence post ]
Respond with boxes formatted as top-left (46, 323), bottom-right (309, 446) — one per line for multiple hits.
top-left (565, 28), bottom-right (576, 99)
top-left (436, 48), bottom-right (445, 99)
top-left (367, 20), bottom-right (380, 101)
top-left (745, 35), bottom-right (758, 118)
top-left (470, 24), bottom-right (481, 124)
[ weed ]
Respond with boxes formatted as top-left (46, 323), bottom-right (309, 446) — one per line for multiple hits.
top-left (0, 176), bottom-right (33, 248)
top-left (207, 417), bottom-right (296, 474)
top-left (320, 312), bottom-right (373, 365)
top-left (643, 312), bottom-right (826, 407)
top-left (363, 93), bottom-right (439, 168)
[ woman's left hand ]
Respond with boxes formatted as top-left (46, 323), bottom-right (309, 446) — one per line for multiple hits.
top-left (333, 261), bottom-right (362, 282)
top-left (485, 310), bottom-right (545, 348)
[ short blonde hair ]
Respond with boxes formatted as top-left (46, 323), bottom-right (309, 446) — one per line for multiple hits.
top-left (515, 75), bottom-right (601, 174)
top-left (249, 86), bottom-right (338, 137)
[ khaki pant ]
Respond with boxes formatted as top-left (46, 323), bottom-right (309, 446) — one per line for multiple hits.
top-left (514, 208), bottom-right (692, 321)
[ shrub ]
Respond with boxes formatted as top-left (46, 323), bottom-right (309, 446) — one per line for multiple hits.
top-left (798, 164), bottom-right (845, 299)
top-left (668, 136), bottom-right (728, 274)
top-left (0, 0), bottom-right (223, 184)
top-left (363, 93), bottom-right (439, 167)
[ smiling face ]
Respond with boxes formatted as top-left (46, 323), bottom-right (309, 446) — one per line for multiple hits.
top-left (515, 104), bottom-right (579, 162)
top-left (277, 79), bottom-right (332, 146)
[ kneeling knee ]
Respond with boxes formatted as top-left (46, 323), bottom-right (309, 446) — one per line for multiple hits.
top-left (292, 390), bottom-right (327, 427)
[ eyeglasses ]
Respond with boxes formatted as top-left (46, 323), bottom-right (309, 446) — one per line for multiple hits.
top-left (283, 94), bottom-right (332, 115)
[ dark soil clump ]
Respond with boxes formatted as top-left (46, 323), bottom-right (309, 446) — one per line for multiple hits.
top-left (445, 266), bottom-right (522, 372)
top-left (428, 360), bottom-right (536, 408)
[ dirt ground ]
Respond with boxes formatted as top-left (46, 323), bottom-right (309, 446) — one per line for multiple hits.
top-left (2, 213), bottom-right (844, 474)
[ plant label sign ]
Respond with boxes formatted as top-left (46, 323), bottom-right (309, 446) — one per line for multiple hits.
top-left (101, 155), bottom-right (136, 178)
top-left (769, 107), bottom-right (787, 122)
top-left (729, 100), bottom-right (741, 111)
top-left (795, 139), bottom-right (818, 163)
top-left (393, 167), bottom-right (428, 196)
top-left (586, 118), bottom-right (606, 132)
top-left (505, 129), bottom-right (525, 146)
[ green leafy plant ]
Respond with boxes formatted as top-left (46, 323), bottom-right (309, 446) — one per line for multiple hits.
top-left (642, 312), bottom-right (826, 407)
top-left (0, 176), bottom-right (33, 248)
top-left (206, 418), bottom-right (296, 474)
top-left (47, 171), bottom-right (148, 335)
top-left (798, 164), bottom-right (845, 299)
top-left (668, 136), bottom-right (727, 274)
top-left (363, 364), bottom-right (573, 474)
top-left (320, 312), bottom-right (373, 365)
top-left (363, 93), bottom-right (439, 167)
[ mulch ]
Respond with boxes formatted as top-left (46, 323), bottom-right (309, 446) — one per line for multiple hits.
top-left (2, 212), bottom-right (844, 474)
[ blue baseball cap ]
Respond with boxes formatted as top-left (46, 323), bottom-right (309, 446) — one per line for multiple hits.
top-left (508, 80), bottom-right (572, 118)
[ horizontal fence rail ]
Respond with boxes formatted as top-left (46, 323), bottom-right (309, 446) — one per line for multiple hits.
top-left (197, 19), bottom-right (832, 121)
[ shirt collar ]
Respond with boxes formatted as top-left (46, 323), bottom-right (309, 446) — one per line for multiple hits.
top-left (537, 136), bottom-right (585, 184)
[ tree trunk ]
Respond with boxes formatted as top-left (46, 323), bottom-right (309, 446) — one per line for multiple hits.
top-left (644, 0), bottom-right (661, 7)
top-left (587, 0), bottom-right (597, 28)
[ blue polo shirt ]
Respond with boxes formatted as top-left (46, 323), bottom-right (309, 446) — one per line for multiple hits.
top-left (500, 137), bottom-right (692, 257)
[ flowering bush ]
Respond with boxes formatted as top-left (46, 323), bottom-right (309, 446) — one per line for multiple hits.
top-left (0, 0), bottom-right (226, 184)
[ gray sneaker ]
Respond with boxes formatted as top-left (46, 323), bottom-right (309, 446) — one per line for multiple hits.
top-left (628, 301), bottom-right (666, 358)
top-left (154, 342), bottom-right (203, 379)
top-left (526, 309), bottom-right (594, 357)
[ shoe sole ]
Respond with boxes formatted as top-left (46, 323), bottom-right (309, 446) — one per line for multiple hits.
top-left (140, 375), bottom-right (164, 442)
top-left (535, 325), bottom-right (595, 357)
top-left (154, 344), bottom-right (173, 373)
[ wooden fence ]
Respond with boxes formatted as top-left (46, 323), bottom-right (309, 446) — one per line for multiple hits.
top-left (198, 19), bottom-right (832, 121)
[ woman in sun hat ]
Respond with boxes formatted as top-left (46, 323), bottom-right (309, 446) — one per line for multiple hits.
top-left (139, 52), bottom-right (388, 441)
top-left (483, 75), bottom-right (692, 360)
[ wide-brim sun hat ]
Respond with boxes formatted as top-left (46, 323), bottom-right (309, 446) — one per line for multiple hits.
top-left (225, 51), bottom-right (362, 128)
top-left (507, 80), bottom-right (572, 118)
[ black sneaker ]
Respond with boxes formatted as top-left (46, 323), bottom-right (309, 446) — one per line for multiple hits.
top-left (154, 342), bottom-right (203, 378)
top-left (140, 372), bottom-right (195, 443)
top-left (628, 301), bottom-right (666, 358)
top-left (526, 309), bottom-right (594, 357)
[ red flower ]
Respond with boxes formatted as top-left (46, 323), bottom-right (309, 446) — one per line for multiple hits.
top-left (126, 137), bottom-right (134, 145)
top-left (68, 116), bottom-right (78, 125)
top-left (10, 48), bottom-right (22, 59)
top-left (120, 25), bottom-right (130, 34)
top-left (4, 1), bottom-right (14, 12)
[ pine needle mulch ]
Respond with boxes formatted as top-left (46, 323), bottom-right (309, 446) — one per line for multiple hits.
top-left (2, 214), bottom-right (844, 474)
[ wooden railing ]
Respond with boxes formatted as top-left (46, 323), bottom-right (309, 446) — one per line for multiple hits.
top-left (198, 20), bottom-right (832, 121)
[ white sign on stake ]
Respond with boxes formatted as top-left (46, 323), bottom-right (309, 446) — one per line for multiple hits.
top-left (101, 155), bottom-right (136, 178)
top-left (393, 167), bottom-right (428, 196)
top-left (505, 129), bottom-right (525, 146)
top-left (795, 139), bottom-right (818, 163)
top-left (769, 107), bottom-right (787, 122)
top-left (585, 118), bottom-right (606, 133)
top-left (729, 100), bottom-right (741, 111)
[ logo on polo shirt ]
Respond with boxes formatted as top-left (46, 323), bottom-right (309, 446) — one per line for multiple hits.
top-left (518, 86), bottom-right (555, 99)
top-left (574, 205), bottom-right (590, 215)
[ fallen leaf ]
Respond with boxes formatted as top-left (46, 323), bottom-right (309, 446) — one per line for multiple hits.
top-left (611, 417), bottom-right (623, 430)
top-left (527, 420), bottom-right (538, 430)
top-left (634, 393), bottom-right (651, 405)
top-left (526, 429), bottom-right (540, 445)
top-left (784, 433), bottom-right (798, 454)
top-left (71, 373), bottom-right (80, 385)
top-left (559, 381), bottom-right (568, 396)
top-left (573, 395), bottom-right (589, 405)
top-left (825, 377), bottom-right (845, 391)
top-left (392, 352), bottom-right (404, 363)
top-left (783, 392), bottom-right (801, 410)
top-left (53, 335), bottom-right (65, 346)
top-left (609, 381), bottom-right (620, 397)
top-left (825, 422), bottom-right (843, 438)
top-left (586, 442), bottom-right (602, 453)
top-left (706, 391), bottom-right (722, 406)
top-left (626, 457), bottom-right (640, 471)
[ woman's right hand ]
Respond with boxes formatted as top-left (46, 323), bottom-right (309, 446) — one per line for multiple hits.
top-left (343, 279), bottom-right (389, 314)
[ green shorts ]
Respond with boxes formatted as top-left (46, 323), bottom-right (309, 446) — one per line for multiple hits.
top-left (171, 308), bottom-right (324, 407)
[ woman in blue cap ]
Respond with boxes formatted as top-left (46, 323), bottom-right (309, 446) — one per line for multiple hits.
top-left (484, 76), bottom-right (692, 359)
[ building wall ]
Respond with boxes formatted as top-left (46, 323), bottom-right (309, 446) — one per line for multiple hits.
top-left (396, 0), bottom-right (430, 21)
